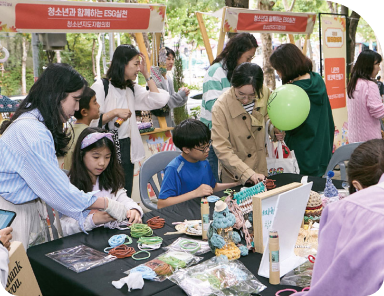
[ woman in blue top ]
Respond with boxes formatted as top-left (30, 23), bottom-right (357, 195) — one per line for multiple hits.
top-left (0, 64), bottom-right (133, 249)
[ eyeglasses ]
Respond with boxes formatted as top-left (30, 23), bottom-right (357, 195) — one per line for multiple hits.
top-left (194, 140), bottom-right (212, 153)
top-left (235, 89), bottom-right (256, 103)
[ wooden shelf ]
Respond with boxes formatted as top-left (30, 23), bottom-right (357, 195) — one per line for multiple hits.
top-left (140, 127), bottom-right (173, 136)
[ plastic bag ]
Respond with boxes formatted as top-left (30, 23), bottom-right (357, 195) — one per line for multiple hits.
top-left (281, 260), bottom-right (314, 288)
top-left (124, 250), bottom-right (203, 282)
top-left (168, 256), bottom-right (266, 296)
top-left (163, 237), bottom-right (211, 255)
top-left (46, 244), bottom-right (117, 273)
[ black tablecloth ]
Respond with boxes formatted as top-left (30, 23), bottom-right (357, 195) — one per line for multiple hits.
top-left (27, 173), bottom-right (343, 296)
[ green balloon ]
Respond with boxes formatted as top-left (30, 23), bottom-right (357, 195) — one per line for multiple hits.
top-left (267, 84), bottom-right (310, 131)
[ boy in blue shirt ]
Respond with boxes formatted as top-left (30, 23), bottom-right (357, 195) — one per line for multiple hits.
top-left (158, 119), bottom-right (239, 209)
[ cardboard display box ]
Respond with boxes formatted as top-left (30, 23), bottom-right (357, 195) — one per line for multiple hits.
top-left (4, 241), bottom-right (42, 296)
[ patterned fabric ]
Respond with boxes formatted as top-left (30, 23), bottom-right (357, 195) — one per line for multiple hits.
top-left (81, 132), bottom-right (113, 149)
top-left (200, 62), bottom-right (231, 129)
top-left (0, 109), bottom-right (96, 232)
top-left (347, 78), bottom-right (384, 143)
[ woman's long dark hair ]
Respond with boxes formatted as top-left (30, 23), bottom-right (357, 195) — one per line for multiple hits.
top-left (212, 33), bottom-right (258, 82)
top-left (231, 63), bottom-right (264, 99)
top-left (0, 63), bottom-right (86, 157)
top-left (106, 44), bottom-right (139, 90)
top-left (269, 43), bottom-right (313, 84)
top-left (348, 139), bottom-right (384, 194)
top-left (69, 127), bottom-right (125, 194)
top-left (347, 50), bottom-right (382, 99)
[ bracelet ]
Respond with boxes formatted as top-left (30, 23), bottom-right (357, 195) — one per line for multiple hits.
top-left (130, 223), bottom-right (153, 238)
top-left (146, 216), bottom-right (165, 229)
top-left (132, 250), bottom-right (151, 261)
top-left (145, 76), bottom-right (152, 82)
top-left (179, 240), bottom-right (200, 253)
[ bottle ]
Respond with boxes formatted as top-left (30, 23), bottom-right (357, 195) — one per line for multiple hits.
top-left (269, 230), bottom-right (280, 285)
top-left (201, 198), bottom-right (210, 241)
top-left (114, 118), bottom-right (124, 128)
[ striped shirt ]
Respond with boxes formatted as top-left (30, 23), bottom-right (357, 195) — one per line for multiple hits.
top-left (200, 62), bottom-right (231, 129)
top-left (243, 102), bottom-right (255, 114)
top-left (0, 109), bottom-right (96, 231)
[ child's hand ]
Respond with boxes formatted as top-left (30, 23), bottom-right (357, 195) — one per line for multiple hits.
top-left (92, 211), bottom-right (115, 225)
top-left (126, 209), bottom-right (142, 224)
top-left (195, 184), bottom-right (213, 197)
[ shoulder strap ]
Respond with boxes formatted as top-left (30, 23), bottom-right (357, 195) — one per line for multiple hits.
top-left (102, 78), bottom-right (109, 99)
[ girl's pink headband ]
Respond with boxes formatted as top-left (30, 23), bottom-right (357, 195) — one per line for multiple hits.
top-left (81, 132), bottom-right (114, 149)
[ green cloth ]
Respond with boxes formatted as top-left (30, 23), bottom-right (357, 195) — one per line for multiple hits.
top-left (285, 72), bottom-right (335, 177)
top-left (63, 123), bottom-right (88, 171)
top-left (139, 127), bottom-right (155, 134)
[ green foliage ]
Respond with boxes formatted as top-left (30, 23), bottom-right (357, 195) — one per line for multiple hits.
top-left (357, 18), bottom-right (376, 42)
top-left (183, 83), bottom-right (201, 90)
top-left (1, 68), bottom-right (34, 97)
top-left (150, 0), bottom-right (225, 47)
top-left (189, 106), bottom-right (201, 119)
top-left (138, 72), bottom-right (146, 86)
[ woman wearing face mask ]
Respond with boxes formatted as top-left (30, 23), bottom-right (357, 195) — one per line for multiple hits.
top-left (150, 47), bottom-right (190, 128)
top-left (201, 33), bottom-right (258, 182)
top-left (294, 139), bottom-right (384, 296)
top-left (91, 44), bottom-right (169, 197)
top-left (347, 49), bottom-right (384, 143)
top-left (211, 63), bottom-right (283, 185)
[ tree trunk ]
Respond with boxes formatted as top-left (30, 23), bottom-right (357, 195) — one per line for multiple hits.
top-left (96, 33), bottom-right (102, 79)
top-left (347, 11), bottom-right (360, 80)
top-left (327, 1), bottom-right (336, 14)
top-left (375, 33), bottom-right (384, 79)
top-left (56, 50), bottom-right (61, 63)
top-left (21, 35), bottom-right (27, 95)
top-left (260, 1), bottom-right (275, 90)
top-left (91, 38), bottom-right (96, 78)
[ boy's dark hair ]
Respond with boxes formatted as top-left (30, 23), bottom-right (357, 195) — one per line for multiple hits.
top-left (348, 139), bottom-right (384, 194)
top-left (231, 63), bottom-right (264, 99)
top-left (173, 119), bottom-right (211, 150)
top-left (0, 63), bottom-right (87, 157)
top-left (106, 44), bottom-right (139, 90)
top-left (347, 49), bottom-right (382, 99)
top-left (165, 47), bottom-right (175, 58)
top-left (212, 33), bottom-right (258, 82)
top-left (378, 76), bottom-right (382, 80)
top-left (69, 127), bottom-right (125, 194)
top-left (269, 43), bottom-right (313, 84)
top-left (74, 87), bottom-right (96, 120)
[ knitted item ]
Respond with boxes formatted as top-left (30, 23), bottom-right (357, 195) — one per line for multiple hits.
top-left (137, 122), bottom-right (152, 130)
top-left (305, 191), bottom-right (323, 217)
top-left (139, 127), bottom-right (155, 134)
top-left (323, 171), bottom-right (339, 198)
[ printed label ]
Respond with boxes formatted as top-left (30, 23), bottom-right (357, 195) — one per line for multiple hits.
top-left (270, 250), bottom-right (280, 272)
top-left (202, 214), bottom-right (209, 231)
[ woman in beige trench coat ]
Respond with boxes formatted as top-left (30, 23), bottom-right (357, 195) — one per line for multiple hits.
top-left (211, 63), bottom-right (283, 184)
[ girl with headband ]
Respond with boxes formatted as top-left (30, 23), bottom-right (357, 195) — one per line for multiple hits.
top-left (0, 64), bottom-right (133, 249)
top-left (61, 127), bottom-right (143, 236)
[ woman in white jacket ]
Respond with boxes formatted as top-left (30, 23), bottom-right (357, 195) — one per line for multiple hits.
top-left (61, 128), bottom-right (143, 236)
top-left (91, 44), bottom-right (169, 197)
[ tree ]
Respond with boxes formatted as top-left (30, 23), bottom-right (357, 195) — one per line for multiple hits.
top-left (347, 11), bottom-right (360, 78)
top-left (173, 42), bottom-right (189, 125)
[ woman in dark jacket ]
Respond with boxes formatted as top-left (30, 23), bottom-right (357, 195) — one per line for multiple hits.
top-left (270, 44), bottom-right (335, 177)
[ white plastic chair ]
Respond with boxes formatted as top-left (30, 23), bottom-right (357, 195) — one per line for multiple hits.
top-left (139, 151), bottom-right (181, 211)
top-left (324, 142), bottom-right (363, 181)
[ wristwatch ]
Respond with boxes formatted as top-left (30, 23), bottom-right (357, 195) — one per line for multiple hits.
top-left (145, 76), bottom-right (152, 82)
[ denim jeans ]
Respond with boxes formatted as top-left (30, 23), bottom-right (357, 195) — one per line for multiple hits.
top-left (208, 147), bottom-right (220, 183)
